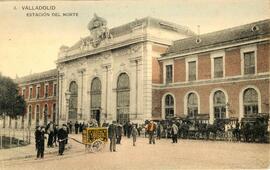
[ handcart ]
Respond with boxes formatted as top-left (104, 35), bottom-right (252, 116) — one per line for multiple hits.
top-left (82, 127), bottom-right (108, 152)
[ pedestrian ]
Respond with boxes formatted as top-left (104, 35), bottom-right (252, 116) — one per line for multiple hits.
top-left (35, 126), bottom-right (45, 159)
top-left (131, 124), bottom-right (138, 146)
top-left (46, 121), bottom-right (54, 148)
top-left (146, 121), bottom-right (157, 144)
top-left (108, 121), bottom-right (117, 152)
top-left (79, 123), bottom-right (83, 133)
top-left (58, 124), bottom-right (68, 155)
top-left (53, 125), bottom-right (59, 147)
top-left (157, 122), bottom-right (161, 140)
top-left (116, 122), bottom-right (123, 144)
top-left (69, 121), bottom-right (73, 134)
top-left (123, 122), bottom-right (127, 136)
top-left (75, 121), bottom-right (79, 134)
top-left (137, 125), bottom-right (142, 137)
top-left (127, 121), bottom-right (132, 138)
top-left (171, 122), bottom-right (179, 143)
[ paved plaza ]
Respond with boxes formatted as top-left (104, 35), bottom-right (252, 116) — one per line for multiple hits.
top-left (1, 133), bottom-right (269, 170)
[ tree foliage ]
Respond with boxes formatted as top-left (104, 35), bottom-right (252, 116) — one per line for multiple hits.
top-left (0, 74), bottom-right (26, 118)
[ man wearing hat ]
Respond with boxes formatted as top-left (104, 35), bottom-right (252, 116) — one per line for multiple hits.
top-left (146, 121), bottom-right (157, 144)
top-left (58, 124), bottom-right (68, 155)
top-left (108, 121), bottom-right (117, 152)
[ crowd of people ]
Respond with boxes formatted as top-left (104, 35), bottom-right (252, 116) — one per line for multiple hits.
top-left (35, 117), bottom-right (269, 159)
top-left (34, 122), bottom-right (69, 159)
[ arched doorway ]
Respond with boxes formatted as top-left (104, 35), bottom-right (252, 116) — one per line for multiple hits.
top-left (243, 88), bottom-right (258, 117)
top-left (90, 77), bottom-right (102, 125)
top-left (69, 81), bottom-right (78, 121)
top-left (213, 90), bottom-right (226, 120)
top-left (116, 73), bottom-right (130, 124)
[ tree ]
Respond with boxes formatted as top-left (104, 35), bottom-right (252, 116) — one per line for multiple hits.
top-left (0, 74), bottom-right (26, 118)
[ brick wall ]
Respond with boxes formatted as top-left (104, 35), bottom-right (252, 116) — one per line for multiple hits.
top-left (198, 53), bottom-right (211, 80)
top-left (174, 58), bottom-right (185, 82)
top-left (153, 79), bottom-right (269, 119)
top-left (225, 48), bottom-right (241, 76)
top-left (257, 43), bottom-right (270, 73)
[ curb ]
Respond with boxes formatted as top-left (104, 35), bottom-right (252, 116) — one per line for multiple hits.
top-left (0, 145), bottom-right (72, 162)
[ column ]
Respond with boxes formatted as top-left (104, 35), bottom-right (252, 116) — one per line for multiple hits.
top-left (78, 68), bottom-right (86, 121)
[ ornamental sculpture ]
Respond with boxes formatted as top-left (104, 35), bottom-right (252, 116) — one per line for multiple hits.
top-left (87, 13), bottom-right (113, 48)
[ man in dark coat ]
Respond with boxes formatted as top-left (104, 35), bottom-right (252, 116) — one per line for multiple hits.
top-left (123, 122), bottom-right (127, 136)
top-left (46, 121), bottom-right (54, 148)
top-left (108, 121), bottom-right (117, 152)
top-left (58, 124), bottom-right (68, 155)
top-left (35, 126), bottom-right (45, 159)
top-left (116, 123), bottom-right (123, 144)
top-left (75, 121), bottom-right (79, 134)
top-left (127, 121), bottom-right (132, 138)
top-left (53, 125), bottom-right (59, 147)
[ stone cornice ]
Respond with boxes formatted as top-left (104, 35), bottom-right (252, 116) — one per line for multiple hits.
top-left (18, 78), bottom-right (57, 87)
top-left (153, 72), bottom-right (270, 89)
top-left (56, 34), bottom-right (172, 64)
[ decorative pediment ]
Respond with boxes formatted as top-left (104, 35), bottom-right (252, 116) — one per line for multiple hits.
top-left (87, 13), bottom-right (113, 48)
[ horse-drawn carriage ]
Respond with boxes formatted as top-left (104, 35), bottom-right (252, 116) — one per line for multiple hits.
top-left (82, 127), bottom-right (108, 152)
top-left (240, 113), bottom-right (269, 143)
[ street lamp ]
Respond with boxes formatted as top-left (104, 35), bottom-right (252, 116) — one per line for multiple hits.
top-left (65, 91), bottom-right (71, 120)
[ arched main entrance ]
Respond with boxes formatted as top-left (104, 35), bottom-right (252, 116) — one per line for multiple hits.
top-left (69, 81), bottom-right (78, 121)
top-left (116, 73), bottom-right (130, 124)
top-left (90, 77), bottom-right (102, 125)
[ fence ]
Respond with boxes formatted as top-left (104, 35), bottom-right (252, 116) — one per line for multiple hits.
top-left (0, 127), bottom-right (32, 149)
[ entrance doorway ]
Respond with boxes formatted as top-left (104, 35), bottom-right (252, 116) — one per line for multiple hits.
top-left (91, 110), bottom-right (100, 126)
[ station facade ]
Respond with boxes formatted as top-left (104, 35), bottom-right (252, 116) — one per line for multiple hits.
top-left (16, 15), bottom-right (270, 127)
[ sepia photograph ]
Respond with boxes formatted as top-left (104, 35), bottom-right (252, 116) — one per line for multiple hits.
top-left (0, 0), bottom-right (269, 169)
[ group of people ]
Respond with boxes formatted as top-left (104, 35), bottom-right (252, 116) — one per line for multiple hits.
top-left (35, 122), bottom-right (68, 159)
top-left (108, 121), bottom-right (138, 152)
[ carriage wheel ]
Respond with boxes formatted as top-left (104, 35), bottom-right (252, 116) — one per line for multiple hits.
top-left (91, 139), bottom-right (104, 152)
top-left (85, 144), bottom-right (91, 152)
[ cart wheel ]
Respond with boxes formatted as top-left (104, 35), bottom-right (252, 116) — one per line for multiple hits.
top-left (85, 144), bottom-right (91, 152)
top-left (91, 139), bottom-right (104, 152)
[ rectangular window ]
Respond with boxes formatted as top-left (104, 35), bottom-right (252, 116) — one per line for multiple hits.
top-left (45, 85), bottom-right (49, 98)
top-left (29, 88), bottom-right (32, 99)
top-left (166, 65), bottom-right (173, 84)
top-left (188, 61), bottom-right (196, 81)
top-left (36, 87), bottom-right (40, 99)
top-left (244, 51), bottom-right (255, 75)
top-left (214, 57), bottom-right (223, 78)
top-left (53, 84), bottom-right (57, 96)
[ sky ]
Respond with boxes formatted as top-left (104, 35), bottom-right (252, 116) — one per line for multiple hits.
top-left (0, 0), bottom-right (269, 79)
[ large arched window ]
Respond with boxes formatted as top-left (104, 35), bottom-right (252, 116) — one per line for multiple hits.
top-left (187, 93), bottom-right (198, 118)
top-left (69, 81), bottom-right (78, 120)
top-left (36, 105), bottom-right (40, 126)
top-left (116, 73), bottom-right (130, 124)
top-left (213, 91), bottom-right (226, 119)
top-left (165, 94), bottom-right (174, 119)
top-left (90, 78), bottom-right (102, 124)
top-left (243, 88), bottom-right (258, 116)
